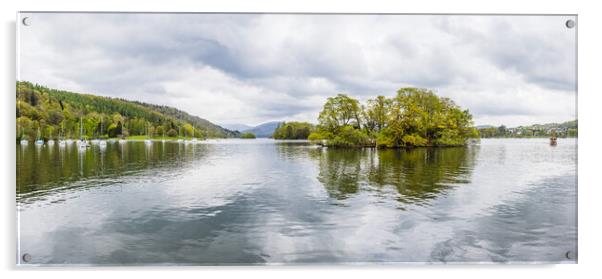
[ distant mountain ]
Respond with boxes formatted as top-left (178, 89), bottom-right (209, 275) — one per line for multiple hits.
top-left (243, 121), bottom-right (284, 138)
top-left (221, 123), bottom-right (253, 132)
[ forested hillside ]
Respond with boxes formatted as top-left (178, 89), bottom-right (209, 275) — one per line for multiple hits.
top-left (16, 81), bottom-right (238, 141)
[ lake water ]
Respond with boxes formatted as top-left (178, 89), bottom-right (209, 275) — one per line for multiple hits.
top-left (16, 138), bottom-right (577, 265)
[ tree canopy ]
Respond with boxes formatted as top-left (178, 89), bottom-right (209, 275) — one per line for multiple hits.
top-left (240, 132), bottom-right (256, 139)
top-left (272, 122), bottom-right (315, 139)
top-left (309, 88), bottom-right (479, 148)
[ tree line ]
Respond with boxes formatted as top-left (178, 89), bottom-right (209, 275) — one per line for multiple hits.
top-left (478, 120), bottom-right (577, 138)
top-left (272, 122), bottom-right (314, 139)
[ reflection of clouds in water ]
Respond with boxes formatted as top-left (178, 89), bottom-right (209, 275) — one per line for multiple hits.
top-left (429, 175), bottom-right (576, 262)
top-left (440, 138), bottom-right (576, 219)
top-left (18, 139), bottom-right (577, 264)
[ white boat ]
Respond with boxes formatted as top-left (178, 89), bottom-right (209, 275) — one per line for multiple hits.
top-left (190, 127), bottom-right (199, 144)
top-left (47, 139), bottom-right (55, 145)
top-left (119, 139), bottom-right (127, 144)
top-left (96, 122), bottom-right (106, 146)
top-left (77, 117), bottom-right (88, 148)
top-left (78, 139), bottom-right (90, 148)
top-left (17, 101), bottom-right (28, 146)
top-left (58, 122), bottom-right (72, 145)
top-left (35, 128), bottom-right (43, 145)
top-left (177, 139), bottom-right (184, 143)
top-left (144, 123), bottom-right (153, 145)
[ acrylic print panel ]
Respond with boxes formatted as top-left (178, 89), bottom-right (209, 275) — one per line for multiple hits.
top-left (16, 13), bottom-right (577, 265)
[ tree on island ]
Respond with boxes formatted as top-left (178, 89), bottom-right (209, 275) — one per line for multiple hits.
top-left (272, 122), bottom-right (315, 139)
top-left (240, 132), bottom-right (256, 139)
top-left (308, 88), bottom-right (479, 148)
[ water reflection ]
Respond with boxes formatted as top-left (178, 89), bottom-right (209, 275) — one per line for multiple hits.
top-left (16, 142), bottom-right (209, 202)
top-left (16, 139), bottom-right (576, 264)
top-left (309, 146), bottom-right (478, 206)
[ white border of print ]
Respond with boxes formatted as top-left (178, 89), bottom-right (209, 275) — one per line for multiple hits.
top-left (1, 0), bottom-right (601, 279)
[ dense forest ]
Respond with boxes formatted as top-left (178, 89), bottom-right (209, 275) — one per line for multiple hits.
top-left (16, 81), bottom-right (238, 141)
top-left (240, 132), bottom-right (257, 139)
top-left (308, 88), bottom-right (479, 148)
top-left (478, 120), bottom-right (578, 138)
top-left (272, 122), bottom-right (315, 139)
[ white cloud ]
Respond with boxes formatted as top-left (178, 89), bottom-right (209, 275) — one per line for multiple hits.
top-left (18, 13), bottom-right (576, 127)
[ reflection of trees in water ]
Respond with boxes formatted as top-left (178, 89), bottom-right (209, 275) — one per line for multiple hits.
top-left (310, 146), bottom-right (478, 205)
top-left (311, 148), bottom-right (372, 199)
top-left (274, 141), bottom-right (314, 161)
top-left (16, 143), bottom-right (208, 199)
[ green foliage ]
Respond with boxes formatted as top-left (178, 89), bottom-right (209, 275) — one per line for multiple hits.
top-left (166, 128), bottom-right (178, 138)
top-left (308, 131), bottom-right (330, 142)
top-left (16, 81), bottom-right (227, 141)
top-left (240, 132), bottom-right (256, 139)
top-left (315, 88), bottom-right (478, 148)
top-left (318, 94), bottom-right (362, 132)
top-left (328, 125), bottom-right (371, 148)
top-left (363, 95), bottom-right (391, 134)
top-left (272, 122), bottom-right (315, 139)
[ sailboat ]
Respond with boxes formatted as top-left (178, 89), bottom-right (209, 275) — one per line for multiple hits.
top-left (47, 127), bottom-right (55, 146)
top-left (190, 126), bottom-right (198, 144)
top-left (78, 117), bottom-right (90, 148)
top-left (144, 123), bottom-right (152, 145)
top-left (58, 122), bottom-right (66, 146)
top-left (184, 127), bottom-right (191, 144)
top-left (177, 126), bottom-right (184, 143)
top-left (35, 128), bottom-right (44, 145)
top-left (17, 100), bottom-right (29, 145)
top-left (99, 121), bottom-right (107, 147)
top-left (47, 127), bottom-right (55, 145)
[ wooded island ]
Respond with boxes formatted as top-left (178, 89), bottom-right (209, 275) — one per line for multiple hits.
top-left (275, 88), bottom-right (478, 148)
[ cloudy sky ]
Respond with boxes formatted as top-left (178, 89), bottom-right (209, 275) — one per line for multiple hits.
top-left (18, 13), bottom-right (576, 127)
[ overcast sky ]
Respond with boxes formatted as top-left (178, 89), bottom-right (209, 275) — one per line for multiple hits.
top-left (18, 13), bottom-right (576, 127)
